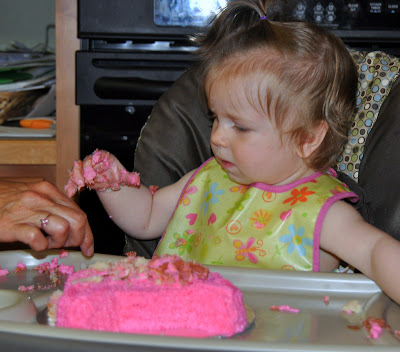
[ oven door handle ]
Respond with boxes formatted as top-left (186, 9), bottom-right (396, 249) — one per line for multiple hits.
top-left (94, 77), bottom-right (173, 100)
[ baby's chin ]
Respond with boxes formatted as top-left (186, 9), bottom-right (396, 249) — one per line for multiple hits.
top-left (223, 170), bottom-right (251, 185)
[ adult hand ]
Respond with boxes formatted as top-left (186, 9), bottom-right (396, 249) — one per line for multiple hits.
top-left (65, 149), bottom-right (140, 197)
top-left (0, 179), bottom-right (94, 256)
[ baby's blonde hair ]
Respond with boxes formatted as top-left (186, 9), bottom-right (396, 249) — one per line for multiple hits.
top-left (195, 0), bottom-right (357, 171)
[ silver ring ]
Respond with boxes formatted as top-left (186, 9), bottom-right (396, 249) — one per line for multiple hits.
top-left (40, 217), bottom-right (49, 228)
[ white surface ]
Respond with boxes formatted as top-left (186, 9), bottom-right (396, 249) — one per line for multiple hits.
top-left (0, 290), bottom-right (37, 323)
top-left (0, 125), bottom-right (55, 137)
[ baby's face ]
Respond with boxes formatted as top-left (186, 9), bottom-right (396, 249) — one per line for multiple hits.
top-left (207, 75), bottom-right (310, 186)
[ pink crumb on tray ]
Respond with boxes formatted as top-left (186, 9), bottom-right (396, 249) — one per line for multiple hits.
top-left (18, 285), bottom-right (34, 292)
top-left (323, 295), bottom-right (330, 305)
top-left (34, 257), bottom-right (75, 284)
top-left (368, 322), bottom-right (383, 339)
top-left (58, 263), bottom-right (75, 275)
top-left (270, 305), bottom-right (300, 314)
top-left (15, 262), bottom-right (27, 273)
top-left (362, 317), bottom-right (392, 340)
top-left (59, 250), bottom-right (68, 258)
top-left (0, 267), bottom-right (8, 276)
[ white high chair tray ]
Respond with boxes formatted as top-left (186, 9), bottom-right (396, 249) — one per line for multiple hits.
top-left (0, 249), bottom-right (399, 352)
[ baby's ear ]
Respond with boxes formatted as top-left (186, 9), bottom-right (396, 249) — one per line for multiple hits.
top-left (297, 121), bottom-right (329, 159)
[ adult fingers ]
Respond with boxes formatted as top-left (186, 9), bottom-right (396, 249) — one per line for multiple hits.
top-left (18, 185), bottom-right (93, 254)
top-left (79, 222), bottom-right (94, 257)
top-left (11, 224), bottom-right (49, 252)
top-left (39, 210), bottom-right (93, 256)
top-left (43, 204), bottom-right (91, 248)
top-left (30, 181), bottom-right (81, 209)
top-left (40, 214), bottom-right (70, 249)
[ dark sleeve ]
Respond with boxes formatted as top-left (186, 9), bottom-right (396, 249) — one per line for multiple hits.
top-left (125, 64), bottom-right (212, 257)
top-left (134, 64), bottom-right (212, 188)
top-left (336, 171), bottom-right (371, 223)
top-left (358, 78), bottom-right (400, 240)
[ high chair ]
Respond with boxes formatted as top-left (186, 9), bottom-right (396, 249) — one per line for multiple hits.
top-left (127, 50), bottom-right (400, 257)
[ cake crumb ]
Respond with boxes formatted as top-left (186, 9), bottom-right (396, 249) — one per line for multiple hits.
top-left (15, 262), bottom-right (27, 272)
top-left (59, 250), bottom-right (69, 258)
top-left (368, 321), bottom-right (383, 339)
top-left (18, 285), bottom-right (34, 292)
top-left (270, 305), bottom-right (300, 314)
top-left (340, 300), bottom-right (362, 314)
top-left (362, 317), bottom-right (391, 340)
top-left (323, 295), bottom-right (329, 305)
top-left (149, 185), bottom-right (159, 195)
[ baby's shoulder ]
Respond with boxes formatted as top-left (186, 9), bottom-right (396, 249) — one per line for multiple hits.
top-left (321, 199), bottom-right (367, 249)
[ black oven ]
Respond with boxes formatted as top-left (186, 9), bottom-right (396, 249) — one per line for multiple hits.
top-left (76, 0), bottom-right (400, 255)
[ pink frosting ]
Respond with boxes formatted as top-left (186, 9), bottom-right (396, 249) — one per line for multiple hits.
top-left (54, 255), bottom-right (247, 337)
top-left (368, 322), bottom-right (383, 339)
top-left (65, 149), bottom-right (141, 197)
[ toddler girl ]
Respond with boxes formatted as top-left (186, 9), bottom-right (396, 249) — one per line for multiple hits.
top-left (66, 0), bottom-right (400, 305)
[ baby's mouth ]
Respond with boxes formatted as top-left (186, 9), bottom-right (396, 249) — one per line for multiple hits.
top-left (218, 158), bottom-right (235, 169)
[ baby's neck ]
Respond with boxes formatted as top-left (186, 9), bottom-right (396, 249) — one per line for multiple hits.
top-left (272, 166), bottom-right (318, 187)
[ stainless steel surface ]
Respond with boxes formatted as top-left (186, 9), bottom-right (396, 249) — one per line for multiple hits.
top-left (0, 249), bottom-right (399, 351)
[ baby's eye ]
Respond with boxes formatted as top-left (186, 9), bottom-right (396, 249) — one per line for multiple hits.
top-left (233, 124), bottom-right (249, 132)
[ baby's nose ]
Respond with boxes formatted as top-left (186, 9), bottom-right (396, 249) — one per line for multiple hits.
top-left (211, 124), bottom-right (227, 148)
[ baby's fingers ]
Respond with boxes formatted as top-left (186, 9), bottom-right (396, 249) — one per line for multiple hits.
top-left (65, 160), bottom-right (85, 197)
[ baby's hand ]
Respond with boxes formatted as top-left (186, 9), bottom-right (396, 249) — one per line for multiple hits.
top-left (65, 149), bottom-right (140, 197)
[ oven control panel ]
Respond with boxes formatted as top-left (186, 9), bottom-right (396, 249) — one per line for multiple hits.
top-left (291, 1), bottom-right (399, 29)
top-left (78, 0), bottom-right (400, 42)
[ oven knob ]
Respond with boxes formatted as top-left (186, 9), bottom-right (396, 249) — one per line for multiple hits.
top-left (313, 2), bottom-right (324, 23)
top-left (326, 2), bottom-right (336, 23)
top-left (125, 105), bottom-right (136, 115)
top-left (293, 2), bottom-right (307, 20)
top-left (314, 14), bottom-right (323, 23)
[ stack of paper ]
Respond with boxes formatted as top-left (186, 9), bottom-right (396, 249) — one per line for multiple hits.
top-left (0, 52), bottom-right (55, 92)
top-left (0, 51), bottom-right (56, 137)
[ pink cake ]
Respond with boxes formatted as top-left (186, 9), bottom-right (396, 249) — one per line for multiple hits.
top-left (49, 254), bottom-right (247, 337)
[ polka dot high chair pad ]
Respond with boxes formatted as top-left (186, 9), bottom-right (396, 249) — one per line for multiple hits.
top-left (336, 51), bottom-right (400, 181)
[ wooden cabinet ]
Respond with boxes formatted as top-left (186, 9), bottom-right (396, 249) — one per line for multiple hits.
top-left (0, 0), bottom-right (80, 191)
top-left (0, 139), bottom-right (56, 184)
top-left (55, 0), bottom-right (80, 191)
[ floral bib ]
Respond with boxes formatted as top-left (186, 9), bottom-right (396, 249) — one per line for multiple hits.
top-left (154, 158), bottom-right (357, 271)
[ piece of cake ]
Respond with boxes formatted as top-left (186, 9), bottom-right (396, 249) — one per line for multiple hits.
top-left (49, 254), bottom-right (248, 337)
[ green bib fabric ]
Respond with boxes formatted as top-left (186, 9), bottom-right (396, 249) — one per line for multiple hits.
top-left (154, 158), bottom-right (357, 271)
